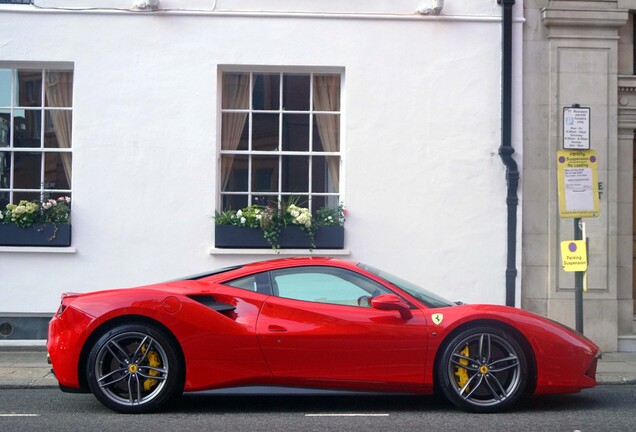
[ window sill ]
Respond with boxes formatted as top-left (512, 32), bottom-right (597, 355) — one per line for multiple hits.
top-left (209, 247), bottom-right (350, 256)
top-left (0, 246), bottom-right (77, 254)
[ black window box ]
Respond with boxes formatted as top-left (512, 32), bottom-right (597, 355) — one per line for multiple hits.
top-left (215, 225), bottom-right (344, 249)
top-left (0, 223), bottom-right (72, 247)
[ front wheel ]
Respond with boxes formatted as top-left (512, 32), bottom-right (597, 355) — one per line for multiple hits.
top-left (86, 323), bottom-right (183, 413)
top-left (437, 326), bottom-right (528, 413)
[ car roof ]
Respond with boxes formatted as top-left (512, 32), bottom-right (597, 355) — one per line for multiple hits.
top-left (184, 257), bottom-right (357, 282)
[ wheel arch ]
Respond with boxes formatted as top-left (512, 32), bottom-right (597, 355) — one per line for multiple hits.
top-left (77, 314), bottom-right (186, 392)
top-left (432, 319), bottom-right (537, 395)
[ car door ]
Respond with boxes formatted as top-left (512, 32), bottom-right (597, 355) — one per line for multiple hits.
top-left (256, 266), bottom-right (428, 388)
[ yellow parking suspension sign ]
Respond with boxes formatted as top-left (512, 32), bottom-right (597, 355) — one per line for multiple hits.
top-left (560, 240), bottom-right (588, 272)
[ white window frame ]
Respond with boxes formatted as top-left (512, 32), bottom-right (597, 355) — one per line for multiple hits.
top-left (217, 67), bottom-right (344, 213)
top-left (0, 63), bottom-right (73, 204)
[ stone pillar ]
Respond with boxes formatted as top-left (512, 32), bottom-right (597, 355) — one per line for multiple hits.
top-left (617, 76), bottom-right (636, 337)
top-left (534, 2), bottom-right (627, 351)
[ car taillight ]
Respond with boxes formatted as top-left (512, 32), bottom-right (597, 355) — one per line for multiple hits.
top-left (56, 304), bottom-right (66, 316)
top-left (56, 292), bottom-right (81, 317)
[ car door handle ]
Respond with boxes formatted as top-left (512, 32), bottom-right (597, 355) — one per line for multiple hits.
top-left (268, 325), bottom-right (287, 332)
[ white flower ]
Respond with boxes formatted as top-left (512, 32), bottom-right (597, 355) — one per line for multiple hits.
top-left (236, 209), bottom-right (243, 217)
top-left (240, 217), bottom-right (246, 224)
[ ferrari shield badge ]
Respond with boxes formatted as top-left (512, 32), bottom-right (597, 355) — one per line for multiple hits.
top-left (432, 313), bottom-right (444, 325)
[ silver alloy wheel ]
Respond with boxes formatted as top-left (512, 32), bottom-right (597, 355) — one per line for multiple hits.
top-left (94, 331), bottom-right (170, 407)
top-left (447, 332), bottom-right (522, 408)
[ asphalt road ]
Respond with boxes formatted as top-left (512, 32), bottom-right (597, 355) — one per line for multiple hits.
top-left (1, 386), bottom-right (635, 432)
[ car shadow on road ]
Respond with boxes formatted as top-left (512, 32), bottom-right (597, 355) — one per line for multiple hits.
top-left (174, 386), bottom-right (609, 415)
top-left (177, 390), bottom-right (450, 414)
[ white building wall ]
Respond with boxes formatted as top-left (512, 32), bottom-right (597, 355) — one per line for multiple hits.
top-left (0, 1), bottom-right (521, 316)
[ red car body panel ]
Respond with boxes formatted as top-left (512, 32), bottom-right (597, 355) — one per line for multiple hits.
top-left (47, 257), bottom-right (599, 398)
top-left (256, 296), bottom-right (428, 390)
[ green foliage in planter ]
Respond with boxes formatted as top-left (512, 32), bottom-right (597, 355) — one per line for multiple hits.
top-left (0, 197), bottom-right (71, 228)
top-left (214, 199), bottom-right (345, 250)
top-left (1, 197), bottom-right (71, 241)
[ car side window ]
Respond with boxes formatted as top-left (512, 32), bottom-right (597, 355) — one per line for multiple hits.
top-left (226, 275), bottom-right (257, 291)
top-left (225, 272), bottom-right (271, 294)
top-left (270, 266), bottom-right (392, 307)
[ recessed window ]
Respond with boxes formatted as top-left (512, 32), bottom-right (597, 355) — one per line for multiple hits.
top-left (0, 67), bottom-right (73, 208)
top-left (219, 71), bottom-right (341, 213)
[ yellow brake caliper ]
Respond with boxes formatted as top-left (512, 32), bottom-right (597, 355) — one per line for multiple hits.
top-left (141, 345), bottom-right (161, 391)
top-left (454, 345), bottom-right (470, 390)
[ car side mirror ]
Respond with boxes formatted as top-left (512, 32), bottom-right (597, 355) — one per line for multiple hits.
top-left (371, 294), bottom-right (413, 320)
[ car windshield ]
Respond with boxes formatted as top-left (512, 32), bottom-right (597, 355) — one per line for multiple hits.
top-left (357, 263), bottom-right (455, 308)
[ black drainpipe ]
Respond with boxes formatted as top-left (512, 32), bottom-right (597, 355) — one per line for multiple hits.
top-left (498, 0), bottom-right (518, 307)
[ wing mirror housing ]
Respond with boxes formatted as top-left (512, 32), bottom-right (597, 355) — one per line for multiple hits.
top-left (371, 294), bottom-right (413, 320)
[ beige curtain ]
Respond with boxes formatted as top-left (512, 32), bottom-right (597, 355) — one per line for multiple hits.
top-left (313, 75), bottom-right (340, 191)
top-left (221, 73), bottom-right (251, 190)
top-left (45, 71), bottom-right (73, 187)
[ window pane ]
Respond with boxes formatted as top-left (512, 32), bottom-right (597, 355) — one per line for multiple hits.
top-left (0, 151), bottom-right (10, 188)
top-left (311, 195), bottom-right (326, 212)
top-left (221, 112), bottom-right (248, 151)
top-left (312, 156), bottom-right (339, 193)
top-left (0, 190), bottom-right (8, 209)
top-left (13, 152), bottom-right (41, 189)
top-left (0, 114), bottom-right (8, 147)
top-left (313, 114), bottom-right (340, 152)
top-left (14, 110), bottom-right (41, 148)
top-left (17, 70), bottom-right (42, 107)
top-left (253, 73), bottom-right (279, 110)
top-left (313, 74), bottom-right (341, 111)
top-left (271, 267), bottom-right (391, 306)
top-left (282, 114), bottom-right (309, 151)
top-left (252, 156), bottom-right (278, 192)
top-left (42, 191), bottom-right (70, 203)
top-left (283, 74), bottom-right (310, 111)
top-left (221, 73), bottom-right (250, 109)
top-left (280, 194), bottom-right (309, 209)
top-left (282, 155), bottom-right (308, 193)
top-left (222, 194), bottom-right (248, 210)
top-left (44, 71), bottom-right (73, 108)
top-left (221, 154), bottom-right (248, 192)
top-left (252, 113), bottom-right (279, 151)
top-left (0, 69), bottom-right (12, 107)
top-left (44, 152), bottom-right (71, 189)
top-left (44, 110), bottom-right (72, 149)
top-left (13, 191), bottom-right (40, 203)
top-left (226, 275), bottom-right (258, 291)
top-left (253, 194), bottom-right (277, 207)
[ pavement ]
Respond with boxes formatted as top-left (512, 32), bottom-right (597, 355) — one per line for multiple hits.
top-left (1, 347), bottom-right (636, 389)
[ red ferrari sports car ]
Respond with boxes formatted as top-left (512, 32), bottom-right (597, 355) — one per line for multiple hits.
top-left (47, 257), bottom-right (600, 414)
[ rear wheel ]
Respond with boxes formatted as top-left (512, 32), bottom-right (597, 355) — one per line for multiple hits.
top-left (437, 326), bottom-right (528, 413)
top-left (86, 323), bottom-right (183, 413)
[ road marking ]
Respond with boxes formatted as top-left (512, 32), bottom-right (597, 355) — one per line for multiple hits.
top-left (0, 414), bottom-right (40, 417)
top-left (305, 414), bottom-right (389, 417)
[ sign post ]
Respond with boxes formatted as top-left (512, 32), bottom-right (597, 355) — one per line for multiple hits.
top-left (573, 220), bottom-right (585, 333)
top-left (557, 105), bottom-right (597, 334)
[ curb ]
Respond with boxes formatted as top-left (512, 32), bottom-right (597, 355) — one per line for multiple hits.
top-left (0, 383), bottom-right (58, 390)
top-left (597, 377), bottom-right (636, 385)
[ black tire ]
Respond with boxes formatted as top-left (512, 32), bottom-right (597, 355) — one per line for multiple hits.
top-left (436, 326), bottom-right (528, 413)
top-left (86, 323), bottom-right (183, 413)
